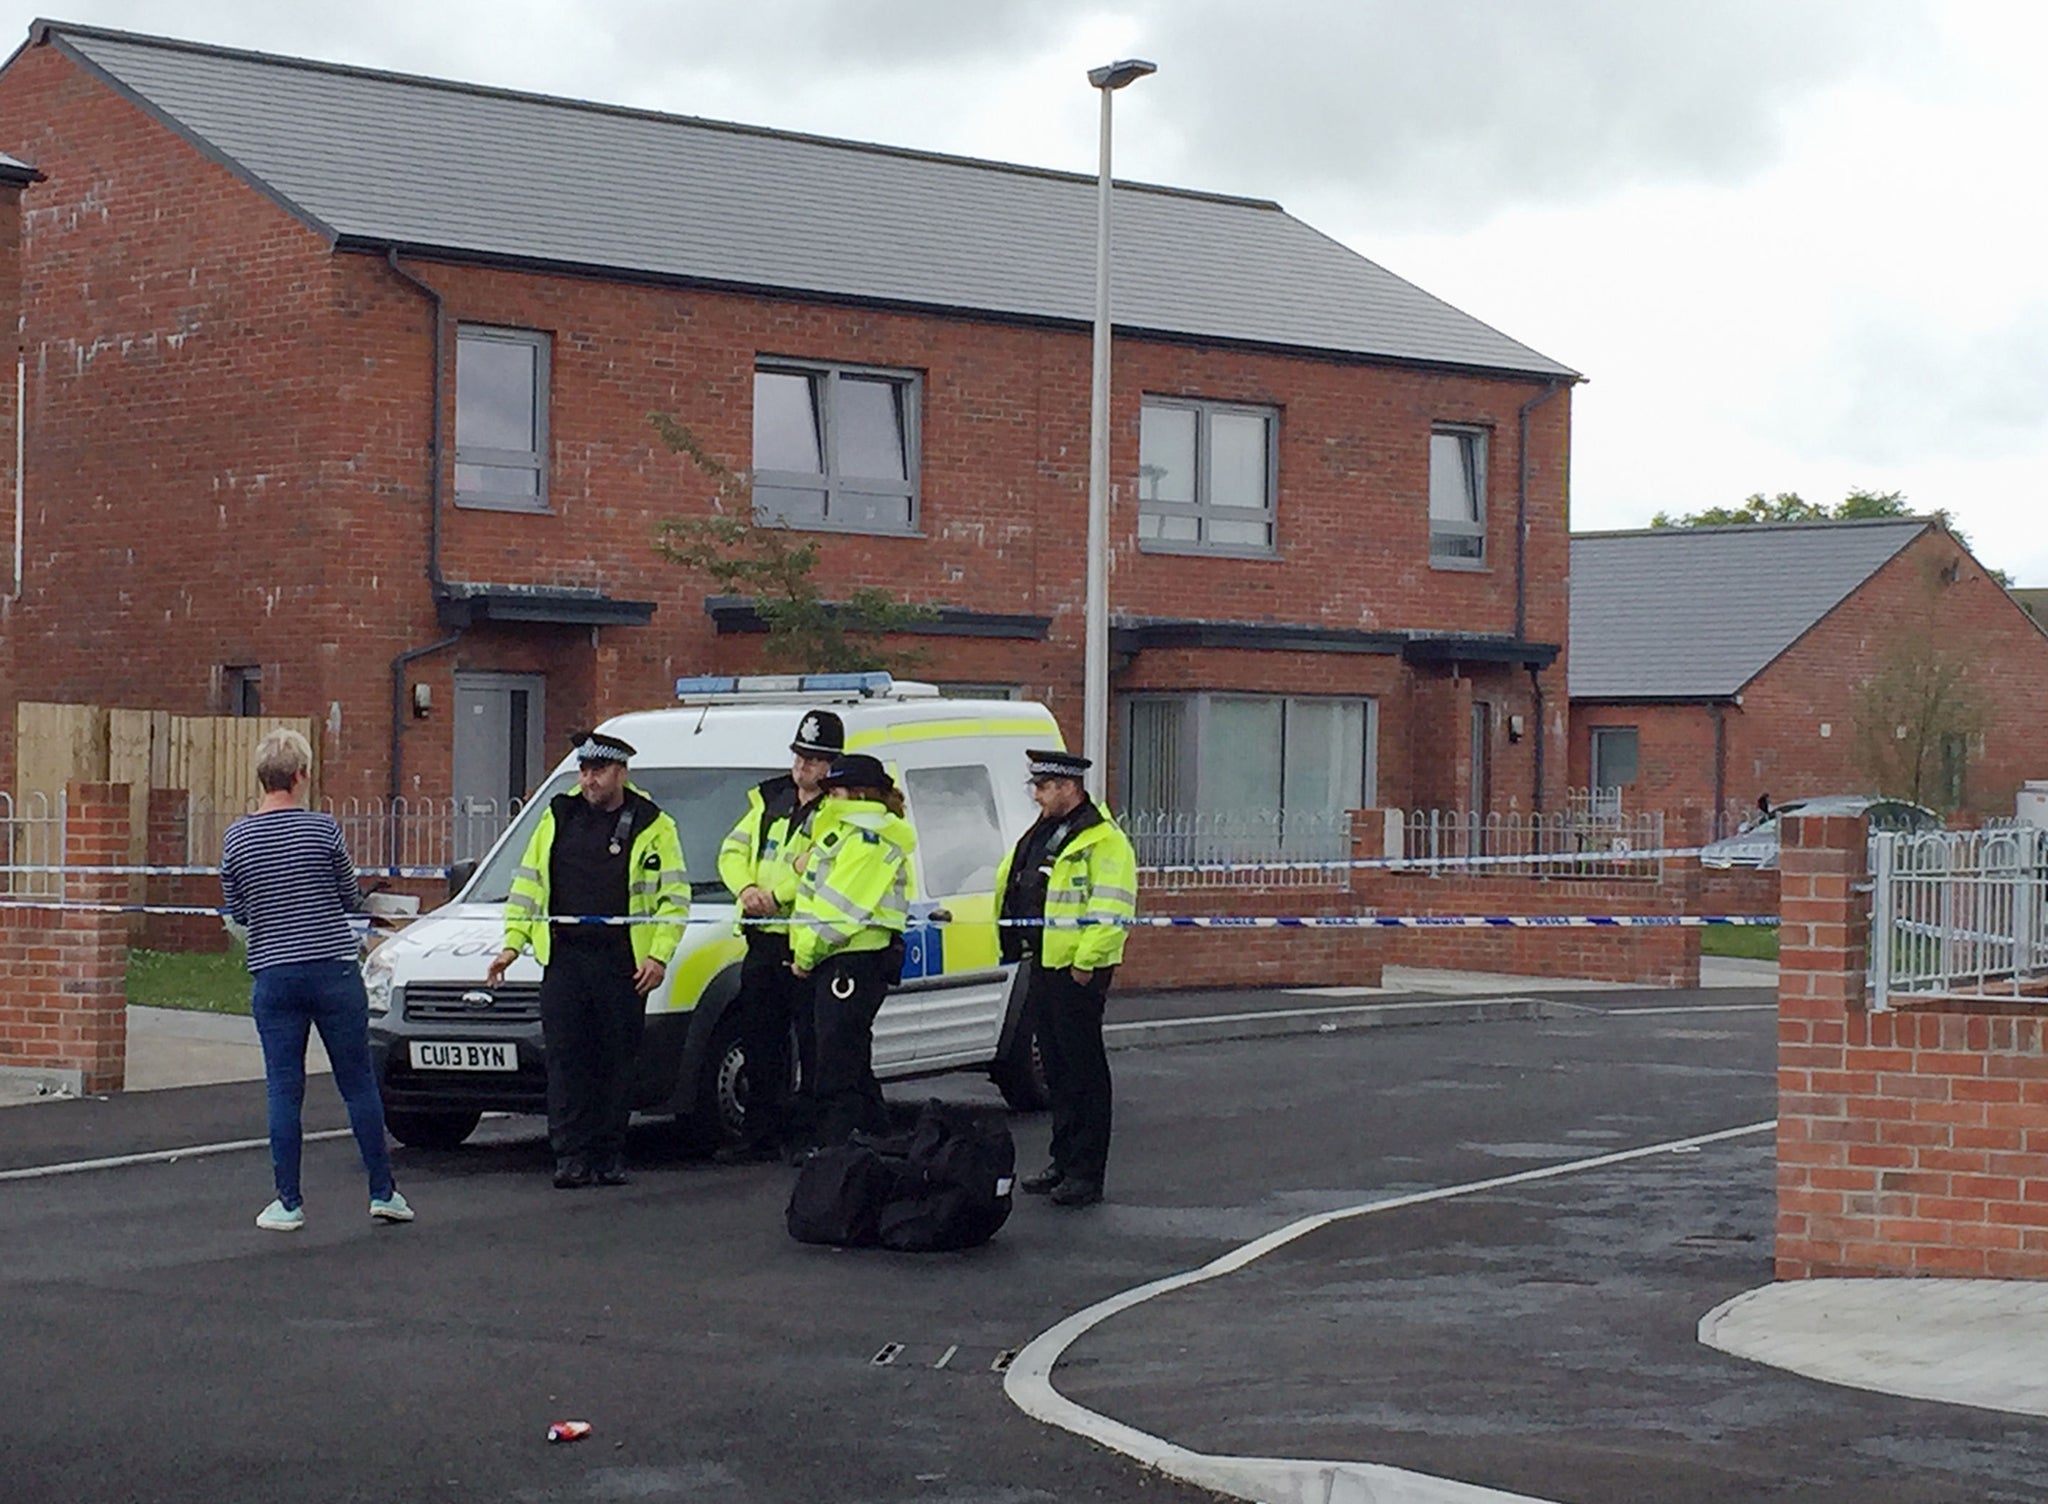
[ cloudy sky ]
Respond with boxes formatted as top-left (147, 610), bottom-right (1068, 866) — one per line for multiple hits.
top-left (10, 1), bottom-right (2044, 583)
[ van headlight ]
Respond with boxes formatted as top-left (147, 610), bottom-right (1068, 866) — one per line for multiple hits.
top-left (362, 948), bottom-right (397, 1016)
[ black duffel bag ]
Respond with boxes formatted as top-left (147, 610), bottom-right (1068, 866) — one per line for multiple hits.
top-left (786, 1100), bottom-right (1015, 1252)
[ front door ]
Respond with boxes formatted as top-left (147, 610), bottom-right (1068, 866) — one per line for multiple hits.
top-left (453, 672), bottom-right (546, 861)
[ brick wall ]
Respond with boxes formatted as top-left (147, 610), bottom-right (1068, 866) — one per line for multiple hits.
top-left (1350, 809), bottom-right (1703, 986)
top-left (1775, 813), bottom-right (2048, 1279)
top-left (0, 37), bottom-right (1572, 816)
top-left (0, 780), bottom-right (128, 1090)
top-left (1571, 528), bottom-right (2048, 826)
top-left (1125, 885), bottom-right (1383, 991)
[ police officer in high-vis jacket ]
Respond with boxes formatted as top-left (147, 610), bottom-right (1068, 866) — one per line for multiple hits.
top-left (715, 709), bottom-right (842, 1159)
top-left (486, 733), bottom-right (688, 1189)
top-left (995, 749), bottom-right (1138, 1208)
top-left (789, 753), bottom-right (917, 1150)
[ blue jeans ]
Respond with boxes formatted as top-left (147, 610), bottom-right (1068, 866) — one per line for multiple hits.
top-left (250, 960), bottom-right (395, 1207)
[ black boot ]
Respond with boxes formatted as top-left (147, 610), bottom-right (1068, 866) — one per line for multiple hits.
top-left (1019, 1165), bottom-right (1063, 1195)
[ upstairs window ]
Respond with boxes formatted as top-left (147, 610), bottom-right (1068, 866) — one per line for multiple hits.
top-left (1137, 398), bottom-right (1277, 554)
top-left (455, 326), bottom-right (550, 511)
top-left (752, 361), bottom-right (920, 534)
top-left (1429, 425), bottom-right (1488, 565)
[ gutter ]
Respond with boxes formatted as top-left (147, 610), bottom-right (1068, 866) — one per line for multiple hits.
top-left (382, 250), bottom-right (461, 811)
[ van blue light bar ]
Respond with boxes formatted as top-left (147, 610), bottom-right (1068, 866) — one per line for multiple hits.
top-left (800, 672), bottom-right (894, 694)
top-left (674, 671), bottom-right (896, 699)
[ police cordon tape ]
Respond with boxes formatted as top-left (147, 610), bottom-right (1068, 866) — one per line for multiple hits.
top-left (0, 844), bottom-right (1714, 882)
top-left (0, 896), bottom-right (1778, 929)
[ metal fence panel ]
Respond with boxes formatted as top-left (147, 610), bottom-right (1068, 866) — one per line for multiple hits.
top-left (0, 789), bottom-right (64, 897)
top-left (1399, 805), bottom-right (1666, 881)
top-left (1128, 809), bottom-right (1352, 891)
top-left (1871, 826), bottom-right (2048, 1010)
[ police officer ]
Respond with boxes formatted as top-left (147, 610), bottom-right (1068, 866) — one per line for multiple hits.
top-left (486, 732), bottom-right (688, 1189)
top-left (715, 709), bottom-right (842, 1159)
top-left (995, 749), bottom-right (1138, 1208)
top-left (789, 753), bottom-right (917, 1149)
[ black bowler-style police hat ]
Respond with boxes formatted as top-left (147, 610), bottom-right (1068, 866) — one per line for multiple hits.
top-left (1026, 748), bottom-right (1090, 782)
top-left (791, 709), bottom-right (846, 758)
top-left (572, 731), bottom-right (635, 763)
top-left (822, 753), bottom-right (895, 792)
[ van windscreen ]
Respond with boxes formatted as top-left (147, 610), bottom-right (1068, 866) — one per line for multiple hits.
top-left (462, 766), bottom-right (780, 902)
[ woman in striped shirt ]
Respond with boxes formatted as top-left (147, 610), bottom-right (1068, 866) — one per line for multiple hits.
top-left (221, 728), bottom-right (413, 1232)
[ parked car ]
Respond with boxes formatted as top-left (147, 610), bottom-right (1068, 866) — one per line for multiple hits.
top-left (1699, 795), bottom-right (1941, 870)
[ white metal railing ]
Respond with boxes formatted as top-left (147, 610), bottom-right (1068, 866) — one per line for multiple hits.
top-left (0, 789), bottom-right (64, 898)
top-left (1401, 805), bottom-right (1666, 880)
top-left (183, 795), bottom-right (525, 870)
top-left (1870, 825), bottom-right (2048, 1010)
top-left (1128, 809), bottom-right (1352, 890)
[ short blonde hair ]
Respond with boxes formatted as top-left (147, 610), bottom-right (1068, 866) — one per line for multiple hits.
top-left (254, 728), bottom-right (313, 793)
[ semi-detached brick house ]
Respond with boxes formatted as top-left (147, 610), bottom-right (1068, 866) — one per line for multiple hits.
top-left (1567, 518), bottom-right (2048, 829)
top-left (0, 21), bottom-right (1578, 834)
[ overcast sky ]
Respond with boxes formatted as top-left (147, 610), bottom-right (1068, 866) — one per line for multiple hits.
top-left (11, 1), bottom-right (2045, 583)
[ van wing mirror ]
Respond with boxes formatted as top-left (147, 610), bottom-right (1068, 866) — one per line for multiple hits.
top-left (446, 858), bottom-right (478, 900)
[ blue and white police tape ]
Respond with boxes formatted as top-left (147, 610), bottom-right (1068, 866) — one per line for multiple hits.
top-left (0, 845), bottom-right (1712, 883)
top-left (0, 896), bottom-right (1778, 929)
top-left (0, 862), bottom-right (458, 880)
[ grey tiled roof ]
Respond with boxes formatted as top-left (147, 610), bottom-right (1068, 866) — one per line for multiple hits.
top-left (1569, 520), bottom-right (1930, 700)
top-left (40, 23), bottom-right (1575, 379)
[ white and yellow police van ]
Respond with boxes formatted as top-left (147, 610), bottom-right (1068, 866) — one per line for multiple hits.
top-left (364, 673), bottom-right (1058, 1150)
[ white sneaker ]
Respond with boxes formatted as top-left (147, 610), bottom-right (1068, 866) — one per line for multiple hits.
top-left (370, 1190), bottom-right (415, 1224)
top-left (256, 1199), bottom-right (304, 1232)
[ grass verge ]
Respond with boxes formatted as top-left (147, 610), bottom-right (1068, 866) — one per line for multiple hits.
top-left (1700, 924), bottom-right (1779, 961)
top-left (127, 945), bottom-right (251, 1014)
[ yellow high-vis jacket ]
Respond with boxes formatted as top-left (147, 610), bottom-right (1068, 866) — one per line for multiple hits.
top-left (716, 776), bottom-right (819, 937)
top-left (790, 797), bottom-right (917, 973)
top-left (503, 788), bottom-right (689, 970)
top-left (994, 803), bottom-right (1139, 971)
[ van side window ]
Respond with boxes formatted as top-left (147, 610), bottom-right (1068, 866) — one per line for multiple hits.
top-left (903, 765), bottom-right (1006, 896)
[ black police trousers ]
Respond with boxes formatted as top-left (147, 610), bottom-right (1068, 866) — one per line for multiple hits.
top-left (810, 947), bottom-right (893, 1149)
top-left (737, 930), bottom-right (812, 1148)
top-left (1030, 958), bottom-right (1117, 1185)
top-left (538, 937), bottom-right (644, 1163)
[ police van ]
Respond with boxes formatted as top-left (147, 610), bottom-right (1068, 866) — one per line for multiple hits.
top-left (364, 674), bottom-right (1059, 1150)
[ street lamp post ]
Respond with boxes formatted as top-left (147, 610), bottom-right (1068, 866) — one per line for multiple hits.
top-left (1082, 57), bottom-right (1155, 801)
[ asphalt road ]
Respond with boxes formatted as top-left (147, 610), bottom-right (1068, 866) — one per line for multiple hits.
top-left (4, 985), bottom-right (2045, 1504)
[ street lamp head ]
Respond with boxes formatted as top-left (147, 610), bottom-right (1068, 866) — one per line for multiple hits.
top-left (1088, 58), bottom-right (1157, 90)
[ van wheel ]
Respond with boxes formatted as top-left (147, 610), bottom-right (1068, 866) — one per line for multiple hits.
top-left (990, 1005), bottom-right (1051, 1112)
top-left (385, 1108), bottom-right (482, 1150)
top-left (683, 1011), bottom-right (751, 1154)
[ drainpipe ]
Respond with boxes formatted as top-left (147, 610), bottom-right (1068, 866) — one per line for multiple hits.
top-left (1713, 702), bottom-right (1728, 838)
top-left (1514, 379), bottom-right (1566, 643)
top-left (1527, 663), bottom-right (1546, 815)
top-left (5, 355), bottom-right (20, 605)
top-left (382, 249), bottom-right (459, 812)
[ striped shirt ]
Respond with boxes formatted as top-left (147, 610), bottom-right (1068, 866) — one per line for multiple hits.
top-left (220, 809), bottom-right (364, 972)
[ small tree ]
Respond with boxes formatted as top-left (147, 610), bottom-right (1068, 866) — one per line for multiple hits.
top-left (1851, 555), bottom-right (1989, 811)
top-left (650, 414), bottom-right (936, 674)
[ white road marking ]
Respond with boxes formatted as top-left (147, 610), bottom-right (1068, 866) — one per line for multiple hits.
top-left (1603, 1004), bottom-right (1778, 1016)
top-left (0, 1129), bottom-right (357, 1182)
top-left (1004, 1119), bottom-right (1776, 1504)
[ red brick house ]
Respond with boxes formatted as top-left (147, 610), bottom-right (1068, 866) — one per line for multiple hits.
top-left (0, 21), bottom-right (1577, 833)
top-left (1567, 518), bottom-right (2048, 829)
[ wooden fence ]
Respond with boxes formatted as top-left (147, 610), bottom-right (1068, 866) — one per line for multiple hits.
top-left (13, 703), bottom-right (320, 864)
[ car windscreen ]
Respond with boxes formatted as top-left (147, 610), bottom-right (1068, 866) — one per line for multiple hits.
top-left (462, 766), bottom-right (779, 902)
